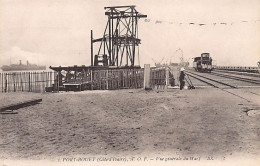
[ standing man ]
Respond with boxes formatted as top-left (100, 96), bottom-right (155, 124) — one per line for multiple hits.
top-left (179, 67), bottom-right (185, 90)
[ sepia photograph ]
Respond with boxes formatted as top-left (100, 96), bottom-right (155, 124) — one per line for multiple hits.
top-left (0, 0), bottom-right (260, 165)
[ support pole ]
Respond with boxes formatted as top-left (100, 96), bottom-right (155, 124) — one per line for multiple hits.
top-left (108, 17), bottom-right (111, 66)
top-left (111, 10), bottom-right (114, 66)
top-left (91, 30), bottom-right (93, 66)
top-left (116, 29), bottom-right (119, 66)
top-left (144, 64), bottom-right (151, 90)
top-left (131, 7), bottom-right (135, 66)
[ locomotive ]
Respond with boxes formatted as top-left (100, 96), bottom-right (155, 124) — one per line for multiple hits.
top-left (193, 53), bottom-right (212, 72)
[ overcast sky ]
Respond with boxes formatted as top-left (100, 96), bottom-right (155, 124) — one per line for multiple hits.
top-left (0, 0), bottom-right (259, 67)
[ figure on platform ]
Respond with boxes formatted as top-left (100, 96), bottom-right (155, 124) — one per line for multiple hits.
top-left (179, 67), bottom-right (185, 90)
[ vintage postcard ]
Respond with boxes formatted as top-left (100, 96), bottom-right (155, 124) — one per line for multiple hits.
top-left (0, 0), bottom-right (259, 166)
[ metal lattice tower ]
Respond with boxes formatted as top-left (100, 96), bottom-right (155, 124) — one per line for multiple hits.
top-left (91, 5), bottom-right (147, 67)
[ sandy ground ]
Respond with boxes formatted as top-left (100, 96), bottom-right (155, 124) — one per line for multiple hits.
top-left (0, 87), bottom-right (260, 163)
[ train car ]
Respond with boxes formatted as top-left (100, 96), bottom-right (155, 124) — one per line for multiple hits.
top-left (216, 65), bottom-right (259, 73)
top-left (193, 53), bottom-right (212, 72)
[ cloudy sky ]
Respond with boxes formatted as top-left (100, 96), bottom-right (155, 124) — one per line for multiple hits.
top-left (0, 0), bottom-right (259, 67)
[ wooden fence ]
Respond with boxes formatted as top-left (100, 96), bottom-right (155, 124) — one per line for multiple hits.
top-left (0, 72), bottom-right (55, 93)
top-left (150, 67), bottom-right (167, 88)
top-left (0, 66), bottom-right (172, 93)
top-left (91, 69), bottom-right (144, 90)
top-left (0, 69), bottom-right (144, 92)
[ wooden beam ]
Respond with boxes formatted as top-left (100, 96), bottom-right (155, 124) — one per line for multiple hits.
top-left (0, 98), bottom-right (42, 112)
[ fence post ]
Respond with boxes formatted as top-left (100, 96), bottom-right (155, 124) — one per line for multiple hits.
top-left (57, 71), bottom-right (60, 92)
top-left (99, 71), bottom-right (101, 90)
top-left (91, 70), bottom-right (93, 90)
top-left (28, 72), bottom-right (30, 91)
top-left (0, 73), bottom-right (1, 92)
top-left (106, 70), bottom-right (109, 90)
top-left (40, 72), bottom-right (43, 93)
top-left (144, 64), bottom-right (151, 90)
top-left (5, 74), bottom-right (7, 92)
top-left (166, 67), bottom-right (169, 88)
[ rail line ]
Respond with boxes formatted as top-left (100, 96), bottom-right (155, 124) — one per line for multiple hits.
top-left (185, 71), bottom-right (237, 88)
top-left (185, 71), bottom-right (252, 102)
top-left (186, 73), bottom-right (221, 88)
top-left (213, 69), bottom-right (260, 78)
top-left (210, 72), bottom-right (260, 85)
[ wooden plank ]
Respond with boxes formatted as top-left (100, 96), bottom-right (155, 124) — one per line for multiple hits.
top-left (0, 111), bottom-right (18, 114)
top-left (17, 73), bottom-right (20, 91)
top-left (63, 83), bottom-right (82, 86)
top-left (106, 70), bottom-right (109, 90)
top-left (1, 73), bottom-right (2, 92)
top-left (0, 98), bottom-right (42, 112)
top-left (21, 72), bottom-right (23, 91)
top-left (28, 72), bottom-right (31, 92)
top-left (4, 73), bottom-right (7, 92)
top-left (6, 73), bottom-right (8, 92)
top-left (33, 72), bottom-right (35, 91)
top-left (13, 73), bottom-right (16, 92)
top-left (25, 72), bottom-right (28, 91)
top-left (0, 109), bottom-right (18, 114)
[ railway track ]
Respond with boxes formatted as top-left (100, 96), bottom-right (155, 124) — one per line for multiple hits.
top-left (210, 71), bottom-right (260, 85)
top-left (185, 71), bottom-right (237, 89)
top-left (213, 69), bottom-right (260, 78)
top-left (185, 70), bottom-right (260, 102)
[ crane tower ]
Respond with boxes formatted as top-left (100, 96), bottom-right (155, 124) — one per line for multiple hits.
top-left (91, 5), bottom-right (147, 67)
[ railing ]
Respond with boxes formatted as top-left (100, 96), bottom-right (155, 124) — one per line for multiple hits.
top-left (0, 66), bottom-right (174, 92)
top-left (150, 67), bottom-right (167, 88)
top-left (85, 69), bottom-right (144, 90)
top-left (0, 72), bottom-right (55, 93)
